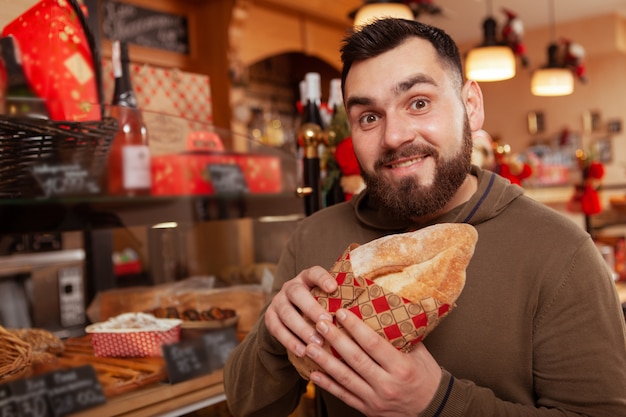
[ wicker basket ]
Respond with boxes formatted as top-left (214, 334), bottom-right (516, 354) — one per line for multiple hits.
top-left (0, 325), bottom-right (32, 382)
top-left (0, 0), bottom-right (117, 198)
top-left (0, 116), bottom-right (118, 198)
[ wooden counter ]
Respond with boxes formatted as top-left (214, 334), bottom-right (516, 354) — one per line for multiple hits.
top-left (18, 335), bottom-right (229, 417)
top-left (71, 370), bottom-right (226, 417)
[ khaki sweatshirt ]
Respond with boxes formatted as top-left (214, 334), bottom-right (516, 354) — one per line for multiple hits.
top-left (224, 167), bottom-right (626, 417)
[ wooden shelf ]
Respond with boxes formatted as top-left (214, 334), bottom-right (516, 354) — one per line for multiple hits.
top-left (38, 336), bottom-right (228, 417)
top-left (70, 371), bottom-right (225, 417)
top-left (0, 193), bottom-right (304, 234)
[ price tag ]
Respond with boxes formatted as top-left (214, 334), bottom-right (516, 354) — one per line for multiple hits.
top-left (0, 383), bottom-right (17, 417)
top-left (162, 338), bottom-right (213, 384)
top-left (207, 164), bottom-right (248, 194)
top-left (44, 365), bottom-right (106, 417)
top-left (202, 327), bottom-right (239, 371)
top-left (31, 163), bottom-right (103, 197)
top-left (8, 375), bottom-right (51, 417)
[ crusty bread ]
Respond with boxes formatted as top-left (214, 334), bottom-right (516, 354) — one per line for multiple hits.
top-left (352, 224), bottom-right (478, 305)
top-left (288, 224), bottom-right (478, 380)
top-left (350, 223), bottom-right (476, 299)
top-left (10, 328), bottom-right (65, 354)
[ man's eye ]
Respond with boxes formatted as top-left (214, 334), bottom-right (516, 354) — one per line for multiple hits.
top-left (411, 99), bottom-right (429, 110)
top-left (359, 114), bottom-right (379, 124)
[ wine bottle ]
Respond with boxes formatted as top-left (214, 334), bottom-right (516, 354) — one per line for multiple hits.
top-left (0, 35), bottom-right (49, 119)
top-left (323, 78), bottom-right (347, 207)
top-left (299, 72), bottom-right (324, 215)
top-left (107, 40), bottom-right (151, 196)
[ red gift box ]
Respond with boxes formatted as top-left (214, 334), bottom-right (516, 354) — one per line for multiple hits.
top-left (2, 0), bottom-right (101, 121)
top-left (151, 131), bottom-right (282, 196)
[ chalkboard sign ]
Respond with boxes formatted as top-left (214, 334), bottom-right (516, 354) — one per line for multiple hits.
top-left (32, 163), bottom-right (103, 197)
top-left (162, 338), bottom-right (213, 384)
top-left (202, 327), bottom-right (239, 370)
top-left (102, 0), bottom-right (189, 54)
top-left (0, 383), bottom-right (17, 417)
top-left (9, 375), bottom-right (51, 417)
top-left (207, 164), bottom-right (249, 194)
top-left (44, 365), bottom-right (106, 417)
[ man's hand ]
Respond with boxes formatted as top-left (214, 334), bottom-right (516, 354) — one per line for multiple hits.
top-left (264, 266), bottom-right (338, 357)
top-left (305, 308), bottom-right (442, 416)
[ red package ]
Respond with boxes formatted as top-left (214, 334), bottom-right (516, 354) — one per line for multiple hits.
top-left (151, 131), bottom-right (282, 196)
top-left (2, 0), bottom-right (101, 121)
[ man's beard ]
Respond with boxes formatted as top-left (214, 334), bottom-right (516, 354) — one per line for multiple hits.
top-left (361, 121), bottom-right (473, 221)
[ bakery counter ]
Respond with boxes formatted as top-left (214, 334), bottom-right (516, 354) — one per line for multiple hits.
top-left (71, 371), bottom-right (226, 417)
top-left (2, 334), bottom-right (229, 417)
top-left (57, 335), bottom-right (230, 417)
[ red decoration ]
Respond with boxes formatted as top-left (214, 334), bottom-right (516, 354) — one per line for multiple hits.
top-left (561, 38), bottom-right (588, 83)
top-left (494, 149), bottom-right (532, 186)
top-left (335, 137), bottom-right (360, 177)
top-left (2, 0), bottom-right (101, 121)
top-left (568, 150), bottom-right (605, 216)
top-left (501, 8), bottom-right (529, 67)
top-left (334, 137), bottom-right (364, 201)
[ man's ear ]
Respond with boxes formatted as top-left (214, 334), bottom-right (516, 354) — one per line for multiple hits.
top-left (462, 80), bottom-right (485, 131)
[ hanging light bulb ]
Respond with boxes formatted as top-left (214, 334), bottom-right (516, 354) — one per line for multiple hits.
top-left (531, 0), bottom-right (574, 96)
top-left (465, 0), bottom-right (516, 82)
top-left (353, 1), bottom-right (414, 29)
top-left (531, 44), bottom-right (574, 96)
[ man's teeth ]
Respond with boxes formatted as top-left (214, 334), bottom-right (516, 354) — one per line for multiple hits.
top-left (391, 157), bottom-right (424, 168)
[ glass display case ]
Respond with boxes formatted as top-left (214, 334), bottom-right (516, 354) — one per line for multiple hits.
top-left (0, 109), bottom-right (304, 327)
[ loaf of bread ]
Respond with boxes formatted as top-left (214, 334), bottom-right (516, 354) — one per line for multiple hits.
top-left (10, 328), bottom-right (65, 355)
top-left (288, 223), bottom-right (478, 380)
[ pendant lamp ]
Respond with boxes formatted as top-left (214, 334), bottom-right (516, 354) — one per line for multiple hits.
top-left (352, 1), bottom-right (414, 28)
top-left (465, 0), bottom-right (516, 82)
top-left (531, 0), bottom-right (574, 96)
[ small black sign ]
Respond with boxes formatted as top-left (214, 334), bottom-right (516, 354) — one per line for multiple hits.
top-left (162, 338), bottom-right (213, 384)
top-left (207, 164), bottom-right (249, 194)
top-left (9, 375), bottom-right (51, 417)
top-left (102, 0), bottom-right (189, 54)
top-left (44, 365), bottom-right (106, 417)
top-left (0, 383), bottom-right (17, 417)
top-left (32, 163), bottom-right (102, 197)
top-left (202, 327), bottom-right (239, 371)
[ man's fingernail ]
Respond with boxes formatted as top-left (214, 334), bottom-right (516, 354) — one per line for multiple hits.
top-left (307, 344), bottom-right (320, 359)
top-left (319, 313), bottom-right (332, 321)
top-left (336, 309), bottom-right (347, 321)
top-left (317, 320), bottom-right (329, 334)
top-left (309, 333), bottom-right (324, 346)
top-left (294, 344), bottom-right (305, 357)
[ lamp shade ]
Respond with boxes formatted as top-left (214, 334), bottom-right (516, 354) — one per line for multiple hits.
top-left (465, 46), bottom-right (516, 82)
top-left (354, 3), bottom-right (414, 28)
top-left (531, 68), bottom-right (574, 96)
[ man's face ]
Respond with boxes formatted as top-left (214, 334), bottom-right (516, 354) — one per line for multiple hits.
top-left (344, 37), bottom-right (474, 221)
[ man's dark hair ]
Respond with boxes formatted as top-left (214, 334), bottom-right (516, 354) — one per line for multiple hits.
top-left (340, 18), bottom-right (464, 93)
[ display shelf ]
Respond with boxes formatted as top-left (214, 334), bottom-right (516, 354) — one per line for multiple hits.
top-left (0, 192), bottom-right (304, 235)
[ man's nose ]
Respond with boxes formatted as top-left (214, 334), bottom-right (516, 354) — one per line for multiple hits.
top-left (381, 112), bottom-right (415, 149)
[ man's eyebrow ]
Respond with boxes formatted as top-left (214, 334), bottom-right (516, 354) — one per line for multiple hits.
top-left (346, 73), bottom-right (438, 111)
top-left (396, 74), bottom-right (437, 94)
top-left (345, 96), bottom-right (373, 111)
